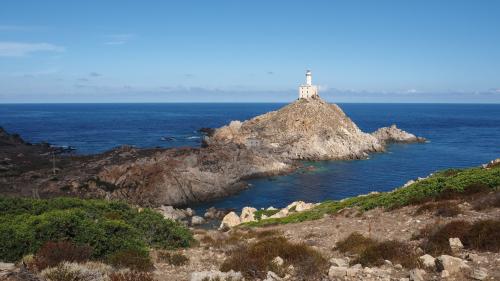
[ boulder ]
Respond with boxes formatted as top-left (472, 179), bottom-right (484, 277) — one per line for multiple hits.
top-left (191, 216), bottom-right (205, 225)
top-left (263, 271), bottom-right (282, 281)
top-left (272, 256), bottom-right (284, 267)
top-left (435, 255), bottom-right (470, 274)
top-left (329, 258), bottom-right (348, 267)
top-left (418, 254), bottom-right (435, 268)
top-left (185, 208), bottom-right (195, 217)
top-left (441, 270), bottom-right (450, 278)
top-left (470, 267), bottom-right (488, 280)
top-left (219, 212), bottom-right (241, 230)
top-left (240, 206), bottom-right (257, 223)
top-left (409, 269), bottom-right (424, 281)
top-left (465, 253), bottom-right (487, 264)
top-left (328, 266), bottom-right (347, 279)
top-left (156, 205), bottom-right (187, 221)
top-left (269, 208), bottom-right (289, 219)
top-left (449, 237), bottom-right (464, 251)
top-left (190, 270), bottom-right (243, 281)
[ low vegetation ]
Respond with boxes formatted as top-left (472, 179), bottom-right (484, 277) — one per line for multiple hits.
top-left (335, 232), bottom-right (419, 268)
top-left (414, 201), bottom-right (461, 217)
top-left (419, 219), bottom-right (500, 256)
top-left (0, 197), bottom-right (193, 263)
top-left (246, 164), bottom-right (500, 226)
top-left (156, 251), bottom-right (189, 266)
top-left (220, 236), bottom-right (327, 279)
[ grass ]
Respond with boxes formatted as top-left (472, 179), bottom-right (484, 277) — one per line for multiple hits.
top-left (335, 232), bottom-right (419, 268)
top-left (414, 201), bottom-right (461, 217)
top-left (220, 236), bottom-right (327, 280)
top-left (244, 165), bottom-right (500, 227)
top-left (253, 209), bottom-right (280, 220)
top-left (156, 251), bottom-right (189, 266)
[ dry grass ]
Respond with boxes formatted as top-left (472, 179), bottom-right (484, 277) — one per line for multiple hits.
top-left (34, 241), bottom-right (93, 271)
top-left (220, 236), bottom-right (327, 280)
top-left (472, 191), bottom-right (500, 211)
top-left (336, 232), bottom-right (419, 268)
top-left (414, 201), bottom-right (461, 217)
top-left (109, 271), bottom-right (155, 281)
top-left (334, 232), bottom-right (377, 255)
top-left (156, 251), bottom-right (189, 266)
top-left (419, 219), bottom-right (500, 256)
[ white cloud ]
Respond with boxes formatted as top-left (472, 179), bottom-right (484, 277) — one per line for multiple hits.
top-left (104, 33), bottom-right (135, 45)
top-left (0, 42), bottom-right (65, 57)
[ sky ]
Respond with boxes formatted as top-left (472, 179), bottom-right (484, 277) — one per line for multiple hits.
top-left (0, 0), bottom-right (499, 103)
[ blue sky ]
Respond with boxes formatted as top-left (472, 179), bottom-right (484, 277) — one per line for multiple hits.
top-left (0, 0), bottom-right (499, 103)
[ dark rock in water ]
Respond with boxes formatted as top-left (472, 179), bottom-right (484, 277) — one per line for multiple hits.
top-left (161, 136), bottom-right (176, 142)
top-left (198, 127), bottom-right (215, 137)
top-left (0, 127), bottom-right (26, 146)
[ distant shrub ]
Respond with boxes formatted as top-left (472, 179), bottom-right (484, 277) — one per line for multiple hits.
top-left (107, 249), bottom-right (153, 272)
top-left (221, 236), bottom-right (327, 279)
top-left (34, 241), bottom-right (93, 270)
top-left (472, 191), bottom-right (500, 210)
top-left (109, 271), bottom-right (155, 281)
top-left (0, 197), bottom-right (192, 262)
top-left (414, 201), bottom-right (461, 217)
top-left (41, 262), bottom-right (112, 281)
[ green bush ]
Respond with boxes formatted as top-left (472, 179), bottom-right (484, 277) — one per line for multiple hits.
top-left (0, 197), bottom-right (193, 262)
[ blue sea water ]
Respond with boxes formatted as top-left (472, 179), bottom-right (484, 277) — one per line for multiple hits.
top-left (1, 103), bottom-right (499, 211)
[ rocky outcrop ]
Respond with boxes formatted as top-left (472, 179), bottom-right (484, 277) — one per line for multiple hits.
top-left (371, 124), bottom-right (425, 144)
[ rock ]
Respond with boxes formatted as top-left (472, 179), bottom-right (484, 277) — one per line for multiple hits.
top-left (219, 212), bottom-right (241, 230)
top-left (263, 271), bottom-right (282, 281)
top-left (269, 208), bottom-right (289, 219)
top-left (449, 237), bottom-right (464, 251)
top-left (347, 266), bottom-right (361, 277)
top-left (267, 206), bottom-right (277, 210)
top-left (328, 266), bottom-right (347, 279)
top-left (394, 264), bottom-right (403, 270)
top-left (466, 253), bottom-right (487, 264)
top-left (384, 259), bottom-right (393, 266)
top-left (156, 205), bottom-right (187, 221)
top-left (190, 270), bottom-right (243, 281)
top-left (185, 208), bottom-right (195, 216)
top-left (441, 270), bottom-right (450, 278)
top-left (418, 254), bottom-right (435, 268)
top-left (409, 268), bottom-right (424, 281)
top-left (436, 255), bottom-right (470, 274)
top-left (191, 216), bottom-right (205, 225)
top-left (470, 267), bottom-right (488, 280)
top-left (371, 124), bottom-right (425, 144)
top-left (204, 207), bottom-right (229, 220)
top-left (240, 206), bottom-right (257, 223)
top-left (482, 158), bottom-right (500, 169)
top-left (272, 256), bottom-right (284, 267)
top-left (329, 258), bottom-right (348, 267)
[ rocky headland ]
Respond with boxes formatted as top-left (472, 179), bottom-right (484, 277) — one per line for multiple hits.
top-left (0, 97), bottom-right (424, 207)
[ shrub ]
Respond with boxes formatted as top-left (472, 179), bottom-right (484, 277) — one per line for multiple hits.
top-left (34, 241), bottom-right (93, 270)
top-left (335, 232), bottom-right (377, 255)
top-left (41, 262), bottom-right (112, 281)
top-left (472, 191), bottom-right (500, 210)
top-left (109, 271), bottom-right (155, 281)
top-left (254, 209), bottom-right (280, 220)
top-left (107, 249), bottom-right (154, 272)
top-left (463, 219), bottom-right (500, 252)
top-left (414, 201), bottom-right (461, 217)
top-left (352, 240), bottom-right (419, 268)
top-left (156, 251), bottom-right (189, 266)
top-left (0, 197), bottom-right (192, 262)
top-left (420, 220), bottom-right (468, 256)
top-left (220, 236), bottom-right (327, 279)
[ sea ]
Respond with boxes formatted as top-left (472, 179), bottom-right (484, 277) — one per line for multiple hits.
top-left (1, 103), bottom-right (499, 212)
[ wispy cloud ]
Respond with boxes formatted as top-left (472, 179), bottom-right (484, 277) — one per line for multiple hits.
top-left (0, 42), bottom-right (65, 57)
top-left (89, 72), bottom-right (102, 77)
top-left (104, 33), bottom-right (135, 45)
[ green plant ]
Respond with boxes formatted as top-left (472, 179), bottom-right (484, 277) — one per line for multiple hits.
top-left (254, 209), bottom-right (280, 220)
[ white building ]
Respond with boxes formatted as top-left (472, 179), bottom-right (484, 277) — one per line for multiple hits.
top-left (299, 70), bottom-right (318, 99)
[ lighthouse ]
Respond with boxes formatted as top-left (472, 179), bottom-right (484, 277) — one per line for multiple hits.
top-left (299, 70), bottom-right (318, 99)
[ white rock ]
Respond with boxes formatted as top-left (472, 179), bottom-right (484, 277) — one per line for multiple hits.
top-left (272, 256), bottom-right (284, 267)
top-left (436, 255), bottom-right (470, 274)
top-left (269, 208), bottom-right (289, 219)
top-left (409, 268), bottom-right (424, 281)
top-left (470, 267), bottom-right (488, 280)
top-left (267, 206), bottom-right (277, 210)
top-left (347, 266), bottom-right (360, 277)
top-left (190, 270), bottom-right (243, 281)
top-left (449, 237), bottom-right (464, 250)
top-left (394, 264), bottom-right (403, 270)
top-left (329, 257), bottom-right (348, 267)
top-left (328, 266), bottom-right (348, 279)
top-left (240, 206), bottom-right (257, 223)
top-left (466, 253), bottom-right (487, 264)
top-left (418, 254), bottom-right (435, 268)
top-left (263, 271), bottom-right (282, 281)
top-left (185, 207), bottom-right (195, 216)
top-left (191, 216), bottom-right (205, 225)
top-left (219, 212), bottom-right (241, 230)
top-left (295, 201), bottom-right (315, 212)
top-left (0, 263), bottom-right (15, 271)
top-left (441, 270), bottom-right (450, 278)
top-left (156, 205), bottom-right (187, 221)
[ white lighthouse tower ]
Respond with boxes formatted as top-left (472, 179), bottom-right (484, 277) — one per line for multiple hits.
top-left (299, 70), bottom-right (318, 99)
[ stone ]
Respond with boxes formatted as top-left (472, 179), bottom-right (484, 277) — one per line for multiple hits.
top-left (295, 201), bottom-right (315, 212)
top-left (185, 207), bottom-right (195, 216)
top-left (470, 267), bottom-right (488, 280)
top-left (384, 259), bottom-right (393, 266)
top-left (441, 270), bottom-right (450, 278)
top-left (329, 258), bottom-right (348, 267)
top-left (328, 266), bottom-right (347, 279)
top-left (436, 255), bottom-right (470, 274)
top-left (219, 212), bottom-right (241, 230)
top-left (269, 208), bottom-right (289, 219)
top-left (347, 266), bottom-right (361, 277)
top-left (263, 271), bottom-right (282, 281)
top-left (156, 205), bottom-right (186, 221)
top-left (449, 237), bottom-right (464, 251)
top-left (466, 253), bottom-right (487, 264)
top-left (409, 269), bottom-right (424, 281)
top-left (191, 216), bottom-right (205, 225)
top-left (394, 264), bottom-right (403, 270)
top-left (240, 206), bottom-right (257, 223)
top-left (418, 254), bottom-right (435, 268)
top-left (0, 262), bottom-right (15, 271)
top-left (190, 270), bottom-right (243, 281)
top-left (272, 256), bottom-right (284, 267)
